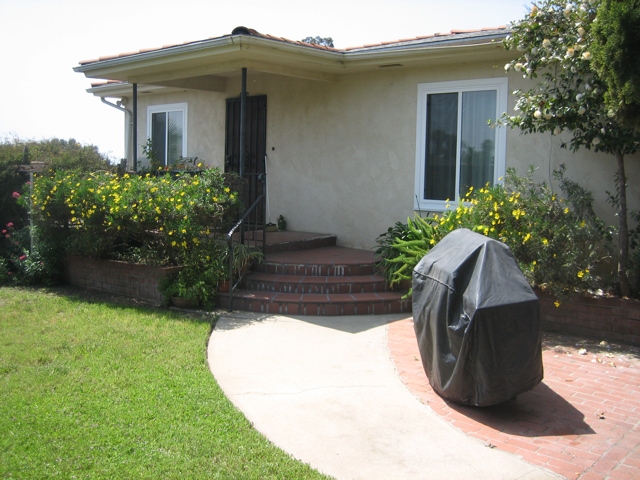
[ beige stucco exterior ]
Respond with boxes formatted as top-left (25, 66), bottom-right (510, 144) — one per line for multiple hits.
top-left (77, 30), bottom-right (639, 250)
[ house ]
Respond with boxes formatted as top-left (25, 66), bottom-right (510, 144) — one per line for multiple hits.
top-left (74, 26), bottom-right (640, 250)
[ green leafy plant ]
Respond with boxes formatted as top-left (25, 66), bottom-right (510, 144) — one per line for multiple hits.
top-left (32, 168), bottom-right (242, 265)
top-left (141, 137), bottom-right (161, 172)
top-left (230, 242), bottom-right (264, 278)
top-left (160, 242), bottom-right (226, 309)
top-left (277, 214), bottom-right (287, 231)
top-left (379, 168), bottom-right (614, 300)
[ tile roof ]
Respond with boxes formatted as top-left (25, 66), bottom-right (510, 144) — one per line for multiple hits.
top-left (78, 25), bottom-right (509, 66)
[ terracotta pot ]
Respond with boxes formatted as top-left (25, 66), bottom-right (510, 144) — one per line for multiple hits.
top-left (218, 279), bottom-right (230, 293)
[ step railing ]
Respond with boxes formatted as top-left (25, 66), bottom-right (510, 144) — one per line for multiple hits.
top-left (225, 174), bottom-right (266, 310)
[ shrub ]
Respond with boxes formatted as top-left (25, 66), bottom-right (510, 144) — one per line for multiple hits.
top-left (32, 168), bottom-right (242, 266)
top-left (0, 222), bottom-right (61, 286)
top-left (380, 168), bottom-right (615, 299)
top-left (28, 167), bottom-right (243, 305)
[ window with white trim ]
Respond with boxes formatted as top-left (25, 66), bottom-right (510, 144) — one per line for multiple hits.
top-left (414, 78), bottom-right (507, 211)
top-left (147, 103), bottom-right (188, 166)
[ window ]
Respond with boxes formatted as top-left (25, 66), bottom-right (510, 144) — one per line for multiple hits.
top-left (147, 103), bottom-right (188, 166)
top-left (414, 78), bottom-right (507, 211)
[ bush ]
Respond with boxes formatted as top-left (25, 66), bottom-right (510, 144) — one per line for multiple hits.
top-left (380, 168), bottom-right (615, 300)
top-left (0, 222), bottom-right (61, 286)
top-left (29, 167), bottom-right (243, 305)
top-left (32, 168), bottom-right (242, 266)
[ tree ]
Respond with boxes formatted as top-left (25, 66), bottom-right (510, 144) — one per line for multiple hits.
top-left (301, 36), bottom-right (334, 48)
top-left (590, 0), bottom-right (640, 129)
top-left (502, 0), bottom-right (640, 296)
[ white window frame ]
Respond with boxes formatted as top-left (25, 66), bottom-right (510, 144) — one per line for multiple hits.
top-left (414, 78), bottom-right (508, 212)
top-left (146, 103), bottom-right (188, 166)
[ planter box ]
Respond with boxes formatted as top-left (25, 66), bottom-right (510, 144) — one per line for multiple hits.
top-left (64, 255), bottom-right (181, 306)
top-left (537, 290), bottom-right (640, 346)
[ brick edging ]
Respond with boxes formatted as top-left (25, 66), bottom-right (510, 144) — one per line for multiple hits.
top-left (537, 290), bottom-right (640, 346)
top-left (64, 255), bottom-right (181, 306)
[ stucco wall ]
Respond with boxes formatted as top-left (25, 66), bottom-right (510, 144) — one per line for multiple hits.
top-left (133, 90), bottom-right (228, 168)
top-left (125, 65), bottom-right (640, 250)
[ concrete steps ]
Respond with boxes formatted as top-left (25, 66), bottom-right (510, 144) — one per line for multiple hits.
top-left (218, 232), bottom-right (411, 316)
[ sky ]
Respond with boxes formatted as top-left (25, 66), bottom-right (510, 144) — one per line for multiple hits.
top-left (0, 0), bottom-right (529, 162)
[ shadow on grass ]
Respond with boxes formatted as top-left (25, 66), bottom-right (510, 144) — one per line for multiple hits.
top-left (36, 285), bottom-right (217, 325)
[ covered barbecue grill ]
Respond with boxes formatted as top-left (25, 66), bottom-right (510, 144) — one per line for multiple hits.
top-left (412, 228), bottom-right (543, 406)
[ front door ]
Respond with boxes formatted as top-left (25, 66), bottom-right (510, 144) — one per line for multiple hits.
top-left (225, 95), bottom-right (267, 223)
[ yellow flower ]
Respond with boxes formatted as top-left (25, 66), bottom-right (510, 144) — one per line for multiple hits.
top-left (224, 187), bottom-right (231, 193)
top-left (577, 271), bottom-right (584, 278)
top-left (554, 300), bottom-right (560, 308)
top-left (542, 238), bottom-right (549, 246)
top-left (564, 207), bottom-right (570, 214)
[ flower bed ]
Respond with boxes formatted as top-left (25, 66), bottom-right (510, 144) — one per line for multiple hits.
top-left (64, 254), bottom-right (181, 306)
top-left (538, 291), bottom-right (640, 346)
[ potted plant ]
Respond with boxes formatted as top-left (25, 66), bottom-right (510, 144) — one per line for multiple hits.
top-left (217, 243), bottom-right (264, 293)
top-left (160, 248), bottom-right (224, 309)
top-left (232, 243), bottom-right (264, 278)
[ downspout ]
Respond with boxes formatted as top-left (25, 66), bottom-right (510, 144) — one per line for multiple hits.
top-left (100, 97), bottom-right (132, 165)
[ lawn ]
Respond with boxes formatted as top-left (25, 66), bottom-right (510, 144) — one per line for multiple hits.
top-left (0, 287), bottom-right (330, 479)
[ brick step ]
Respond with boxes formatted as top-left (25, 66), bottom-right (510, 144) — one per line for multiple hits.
top-left (223, 233), bottom-right (411, 316)
top-left (255, 246), bottom-right (379, 276)
top-left (242, 272), bottom-right (389, 294)
top-left (264, 232), bottom-right (337, 254)
top-left (218, 291), bottom-right (411, 316)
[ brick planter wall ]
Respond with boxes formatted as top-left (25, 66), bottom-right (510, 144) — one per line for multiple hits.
top-left (64, 255), bottom-right (181, 306)
top-left (538, 290), bottom-right (640, 346)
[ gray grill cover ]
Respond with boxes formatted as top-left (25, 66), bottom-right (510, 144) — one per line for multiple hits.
top-left (412, 228), bottom-right (543, 406)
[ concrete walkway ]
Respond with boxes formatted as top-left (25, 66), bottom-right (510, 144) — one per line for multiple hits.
top-left (207, 312), bottom-right (560, 479)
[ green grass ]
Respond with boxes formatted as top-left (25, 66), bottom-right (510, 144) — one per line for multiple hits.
top-left (0, 287), bottom-right (330, 479)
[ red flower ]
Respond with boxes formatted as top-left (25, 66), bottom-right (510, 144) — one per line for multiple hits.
top-left (12, 192), bottom-right (20, 199)
top-left (6, 222), bottom-right (13, 228)
top-left (19, 255), bottom-right (27, 261)
top-left (1, 230), bottom-right (5, 234)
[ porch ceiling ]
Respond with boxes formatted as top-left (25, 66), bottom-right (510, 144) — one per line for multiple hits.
top-left (76, 28), bottom-right (514, 96)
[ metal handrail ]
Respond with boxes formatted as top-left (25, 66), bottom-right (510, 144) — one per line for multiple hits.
top-left (224, 176), bottom-right (266, 311)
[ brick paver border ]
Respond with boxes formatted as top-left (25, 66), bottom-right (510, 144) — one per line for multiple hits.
top-left (387, 317), bottom-right (640, 480)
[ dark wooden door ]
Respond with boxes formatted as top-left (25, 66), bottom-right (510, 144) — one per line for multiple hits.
top-left (225, 95), bottom-right (267, 223)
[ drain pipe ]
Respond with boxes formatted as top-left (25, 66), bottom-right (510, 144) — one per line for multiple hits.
top-left (100, 97), bottom-right (132, 167)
